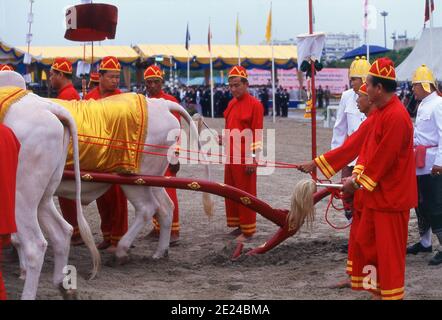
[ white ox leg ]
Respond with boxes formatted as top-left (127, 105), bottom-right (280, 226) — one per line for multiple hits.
top-left (10, 233), bottom-right (27, 280)
top-left (14, 199), bottom-right (48, 300)
top-left (115, 186), bottom-right (160, 259)
top-left (38, 196), bottom-right (73, 287)
top-left (38, 127), bottom-right (74, 290)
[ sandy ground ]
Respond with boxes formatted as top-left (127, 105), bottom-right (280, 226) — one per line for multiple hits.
top-left (4, 111), bottom-right (442, 300)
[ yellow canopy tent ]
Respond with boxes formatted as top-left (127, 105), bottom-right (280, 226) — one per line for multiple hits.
top-left (17, 45), bottom-right (139, 90)
top-left (0, 39), bottom-right (39, 65)
top-left (133, 44), bottom-right (297, 70)
top-left (16, 45), bottom-right (139, 65)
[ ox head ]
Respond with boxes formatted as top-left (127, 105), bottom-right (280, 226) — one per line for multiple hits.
top-left (0, 71), bottom-right (27, 90)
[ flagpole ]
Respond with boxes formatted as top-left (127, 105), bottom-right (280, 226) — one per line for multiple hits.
top-left (308, 0), bottom-right (317, 180)
top-left (271, 41), bottom-right (276, 123)
top-left (269, 2), bottom-right (276, 124)
top-left (187, 50), bottom-right (190, 86)
top-left (209, 19), bottom-right (215, 118)
top-left (210, 56), bottom-right (214, 118)
top-left (238, 43), bottom-right (241, 66)
top-left (237, 13), bottom-right (241, 66)
top-left (366, 31), bottom-right (370, 62)
top-left (429, 0), bottom-right (434, 65)
top-left (365, 0), bottom-right (369, 61)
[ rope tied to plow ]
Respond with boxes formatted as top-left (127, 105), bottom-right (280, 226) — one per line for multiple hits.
top-left (76, 132), bottom-right (351, 230)
top-left (288, 178), bottom-right (352, 232)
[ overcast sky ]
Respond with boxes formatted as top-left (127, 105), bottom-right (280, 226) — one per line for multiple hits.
top-left (0, 0), bottom-right (438, 48)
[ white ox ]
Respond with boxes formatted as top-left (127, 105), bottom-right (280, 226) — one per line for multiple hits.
top-left (0, 71), bottom-right (213, 300)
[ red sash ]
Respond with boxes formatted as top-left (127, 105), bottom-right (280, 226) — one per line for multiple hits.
top-left (414, 145), bottom-right (437, 168)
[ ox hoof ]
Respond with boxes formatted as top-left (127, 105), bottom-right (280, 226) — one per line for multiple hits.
top-left (58, 284), bottom-right (78, 300)
top-left (152, 249), bottom-right (169, 260)
top-left (19, 269), bottom-right (26, 281)
top-left (106, 254), bottom-right (131, 267)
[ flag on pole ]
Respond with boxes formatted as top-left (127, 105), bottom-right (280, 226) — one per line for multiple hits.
top-left (185, 22), bottom-right (191, 50)
top-left (265, 5), bottom-right (272, 44)
top-left (363, 0), bottom-right (369, 30)
top-left (208, 22), bottom-right (212, 52)
top-left (425, 0), bottom-right (435, 23)
top-left (235, 14), bottom-right (242, 46)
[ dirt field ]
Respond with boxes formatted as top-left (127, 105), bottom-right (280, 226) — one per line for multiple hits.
top-left (4, 112), bottom-right (442, 300)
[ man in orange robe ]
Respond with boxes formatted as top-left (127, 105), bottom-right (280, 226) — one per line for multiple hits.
top-left (60, 56), bottom-right (127, 251)
top-left (342, 58), bottom-right (417, 300)
top-left (223, 66), bottom-right (264, 241)
top-left (86, 57), bottom-right (127, 251)
top-left (299, 83), bottom-right (376, 288)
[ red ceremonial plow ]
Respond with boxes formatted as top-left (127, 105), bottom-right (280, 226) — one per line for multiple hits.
top-left (63, 170), bottom-right (331, 259)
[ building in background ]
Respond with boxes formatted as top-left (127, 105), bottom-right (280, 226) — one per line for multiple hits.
top-left (322, 33), bottom-right (360, 62)
top-left (271, 33), bottom-right (360, 62)
top-left (391, 31), bottom-right (417, 51)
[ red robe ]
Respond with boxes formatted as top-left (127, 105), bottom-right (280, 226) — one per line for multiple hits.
top-left (0, 124), bottom-right (20, 300)
top-left (150, 91), bottom-right (181, 236)
top-left (314, 112), bottom-right (376, 279)
top-left (353, 95), bottom-right (416, 300)
top-left (57, 83), bottom-right (81, 101)
top-left (84, 86), bottom-right (122, 100)
top-left (314, 111), bottom-right (377, 179)
top-left (56, 83), bottom-right (82, 239)
top-left (61, 86), bottom-right (127, 246)
top-left (223, 92), bottom-right (264, 237)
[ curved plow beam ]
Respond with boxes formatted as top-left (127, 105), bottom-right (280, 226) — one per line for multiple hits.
top-left (62, 170), bottom-right (332, 259)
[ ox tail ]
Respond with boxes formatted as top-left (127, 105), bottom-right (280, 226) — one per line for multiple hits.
top-left (46, 102), bottom-right (101, 280)
top-left (166, 101), bottom-right (214, 217)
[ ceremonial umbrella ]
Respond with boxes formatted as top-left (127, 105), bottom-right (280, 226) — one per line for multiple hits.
top-left (64, 2), bottom-right (118, 95)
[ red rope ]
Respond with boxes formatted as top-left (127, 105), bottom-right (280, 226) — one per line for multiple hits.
top-left (76, 133), bottom-right (300, 169)
top-left (77, 138), bottom-right (300, 168)
top-left (324, 188), bottom-right (351, 230)
top-left (78, 134), bottom-right (350, 229)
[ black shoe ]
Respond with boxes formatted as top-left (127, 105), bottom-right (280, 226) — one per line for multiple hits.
top-left (406, 242), bottom-right (432, 255)
top-left (429, 251), bottom-right (442, 266)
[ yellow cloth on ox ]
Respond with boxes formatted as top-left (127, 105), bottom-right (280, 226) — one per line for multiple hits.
top-left (52, 93), bottom-right (148, 173)
top-left (0, 86), bottom-right (29, 123)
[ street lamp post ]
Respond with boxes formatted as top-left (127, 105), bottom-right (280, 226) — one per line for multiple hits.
top-left (381, 11), bottom-right (388, 48)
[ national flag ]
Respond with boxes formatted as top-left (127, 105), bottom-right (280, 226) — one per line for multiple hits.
top-left (425, 0), bottom-right (435, 23)
top-left (235, 14), bottom-right (242, 46)
top-left (363, 0), bottom-right (369, 30)
top-left (185, 22), bottom-right (191, 50)
top-left (265, 5), bottom-right (272, 44)
top-left (208, 23), bottom-right (212, 52)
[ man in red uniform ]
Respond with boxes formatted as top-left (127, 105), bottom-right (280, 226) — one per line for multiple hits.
top-left (86, 56), bottom-right (127, 251)
top-left (341, 58), bottom-right (417, 300)
top-left (48, 57), bottom-right (85, 245)
top-left (223, 66), bottom-right (264, 241)
top-left (49, 57), bottom-right (80, 101)
top-left (299, 83), bottom-right (376, 289)
top-left (85, 56), bottom-right (122, 100)
top-left (0, 124), bottom-right (20, 300)
top-left (143, 65), bottom-right (181, 244)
